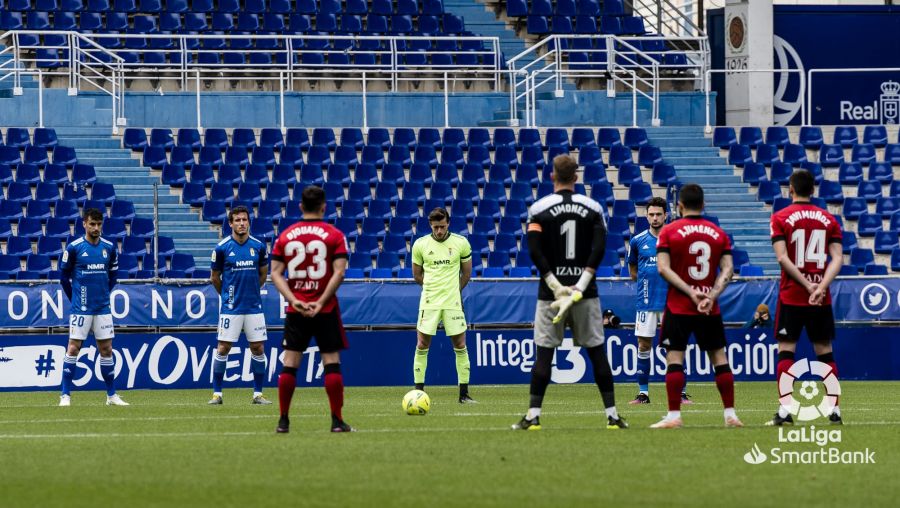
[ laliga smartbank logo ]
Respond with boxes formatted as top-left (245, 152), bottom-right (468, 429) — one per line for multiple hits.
top-left (742, 359), bottom-right (875, 465)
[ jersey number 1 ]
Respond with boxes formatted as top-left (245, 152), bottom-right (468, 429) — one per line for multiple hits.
top-left (285, 240), bottom-right (327, 279)
top-left (561, 220), bottom-right (576, 260)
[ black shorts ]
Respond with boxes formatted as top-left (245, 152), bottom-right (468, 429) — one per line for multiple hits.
top-left (660, 310), bottom-right (727, 352)
top-left (774, 302), bottom-right (835, 344)
top-left (283, 311), bottom-right (348, 354)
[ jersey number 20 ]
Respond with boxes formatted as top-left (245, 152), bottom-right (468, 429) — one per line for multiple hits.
top-left (285, 240), bottom-right (327, 279)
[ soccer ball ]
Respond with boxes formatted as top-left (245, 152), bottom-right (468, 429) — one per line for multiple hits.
top-left (402, 390), bottom-right (431, 415)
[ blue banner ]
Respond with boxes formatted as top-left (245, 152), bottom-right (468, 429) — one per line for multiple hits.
top-left (772, 6), bottom-right (900, 125)
top-left (2, 327), bottom-right (899, 392)
top-left (1, 278), bottom-right (899, 328)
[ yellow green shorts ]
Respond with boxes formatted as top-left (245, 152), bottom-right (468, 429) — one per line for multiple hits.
top-left (417, 308), bottom-right (467, 336)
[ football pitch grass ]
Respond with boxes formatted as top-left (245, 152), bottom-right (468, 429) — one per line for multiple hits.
top-left (1, 381), bottom-right (897, 508)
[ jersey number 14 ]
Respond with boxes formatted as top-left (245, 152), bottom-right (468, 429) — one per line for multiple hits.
top-left (790, 229), bottom-right (826, 269)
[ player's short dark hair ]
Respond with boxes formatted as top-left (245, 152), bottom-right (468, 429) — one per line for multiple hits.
top-left (646, 197), bottom-right (667, 211)
top-left (83, 208), bottom-right (104, 223)
top-left (552, 154), bottom-right (578, 184)
top-left (789, 169), bottom-right (815, 198)
top-left (300, 185), bottom-right (326, 213)
top-left (428, 207), bottom-right (449, 223)
top-left (228, 205), bottom-right (250, 223)
top-left (678, 183), bottom-right (704, 211)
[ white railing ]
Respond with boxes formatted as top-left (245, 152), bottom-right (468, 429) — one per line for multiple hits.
top-left (627, 0), bottom-right (706, 40)
top-left (506, 35), bottom-right (705, 126)
top-left (704, 68), bottom-right (807, 133)
top-left (0, 30), bottom-right (126, 132)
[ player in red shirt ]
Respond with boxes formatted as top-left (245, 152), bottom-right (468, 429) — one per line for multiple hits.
top-left (270, 186), bottom-right (353, 434)
top-left (651, 183), bottom-right (742, 429)
top-left (768, 169), bottom-right (844, 426)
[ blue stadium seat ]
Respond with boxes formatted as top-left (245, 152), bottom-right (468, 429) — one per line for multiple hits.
top-left (493, 128), bottom-right (517, 150)
top-left (755, 144), bottom-right (780, 166)
top-left (467, 128), bottom-right (492, 151)
top-left (712, 127), bottom-right (736, 148)
top-left (170, 146), bottom-right (196, 168)
top-left (857, 213), bottom-right (883, 237)
top-left (16, 218), bottom-right (43, 240)
top-left (26, 200), bottom-right (52, 221)
top-left (772, 197), bottom-right (791, 213)
top-left (877, 197), bottom-right (900, 218)
top-left (757, 180), bottom-right (781, 204)
top-left (857, 180), bottom-right (883, 203)
top-left (623, 128), bottom-right (648, 149)
top-left (782, 143), bottom-right (807, 165)
top-left (864, 264), bottom-right (888, 276)
top-left (769, 162), bottom-right (793, 185)
top-left (52, 200), bottom-right (79, 222)
top-left (15, 163), bottom-right (41, 185)
top-left (5, 128), bottom-right (30, 148)
top-left (608, 144), bottom-right (632, 167)
top-left (863, 125), bottom-right (888, 147)
top-left (851, 143), bottom-right (877, 165)
top-left (874, 231), bottom-right (898, 254)
top-left (483, 182), bottom-right (508, 204)
top-left (841, 197), bottom-right (866, 220)
top-left (450, 199), bottom-right (475, 220)
top-left (849, 247), bottom-right (874, 272)
top-left (32, 128), bottom-right (58, 149)
top-left (617, 163), bottom-right (643, 186)
top-left (651, 163), bottom-right (677, 186)
top-left (628, 182), bottom-right (653, 206)
top-left (728, 144), bottom-right (753, 166)
top-left (0, 146), bottom-right (22, 166)
top-left (741, 162), bottom-right (766, 185)
top-left (868, 162), bottom-right (893, 183)
top-left (739, 265), bottom-right (764, 277)
top-left (6, 236), bottom-right (33, 258)
top-left (818, 144), bottom-right (844, 167)
top-left (798, 126), bottom-right (823, 149)
top-left (833, 126), bottom-right (858, 148)
top-left (24, 146), bottom-right (49, 166)
top-left (181, 182), bottom-right (208, 206)
top-left (892, 249), bottom-right (900, 272)
top-left (508, 182), bottom-right (533, 204)
top-left (201, 201), bottom-right (226, 223)
top-left (818, 180), bottom-right (844, 204)
top-left (110, 200), bottom-right (135, 222)
top-left (142, 146), bottom-right (168, 169)
top-left (837, 162), bottom-right (863, 185)
top-left (738, 127), bottom-right (763, 148)
top-left (637, 146), bottom-right (663, 168)
top-left (612, 199), bottom-right (636, 222)
top-left (765, 126), bottom-right (790, 148)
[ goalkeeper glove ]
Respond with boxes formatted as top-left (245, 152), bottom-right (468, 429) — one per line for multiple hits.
top-left (550, 290), bottom-right (583, 324)
top-left (543, 273), bottom-right (573, 299)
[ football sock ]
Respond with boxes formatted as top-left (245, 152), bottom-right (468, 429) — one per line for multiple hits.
top-left (526, 407), bottom-right (541, 420)
top-left (454, 347), bottom-right (471, 385)
top-left (459, 383), bottom-right (468, 398)
top-left (99, 355), bottom-right (116, 397)
top-left (776, 351), bottom-right (795, 418)
top-left (323, 363), bottom-right (344, 421)
top-left (212, 353), bottom-right (227, 395)
top-left (278, 366), bottom-right (297, 417)
top-left (665, 363), bottom-right (685, 412)
top-left (667, 411), bottom-right (682, 420)
top-left (528, 346), bottom-right (554, 410)
top-left (724, 407), bottom-right (737, 420)
top-left (818, 352), bottom-right (840, 409)
top-left (251, 352), bottom-right (267, 396)
top-left (714, 364), bottom-right (735, 409)
top-left (636, 348), bottom-right (651, 394)
top-left (586, 345), bottom-right (617, 412)
top-left (61, 354), bottom-right (76, 396)
top-left (413, 347), bottom-right (429, 385)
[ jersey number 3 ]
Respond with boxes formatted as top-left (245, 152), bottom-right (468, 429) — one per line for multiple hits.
top-left (285, 240), bottom-right (327, 280)
top-left (688, 241), bottom-right (711, 280)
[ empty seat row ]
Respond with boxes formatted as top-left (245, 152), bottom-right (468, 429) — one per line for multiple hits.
top-left (727, 142), bottom-right (900, 168)
top-left (524, 14), bottom-right (646, 36)
top-left (507, 0), bottom-right (625, 18)
top-left (2, 0), bottom-right (448, 15)
top-left (0, 162), bottom-right (96, 185)
top-left (714, 125), bottom-right (893, 149)
top-left (0, 128), bottom-right (58, 148)
top-left (124, 127), bottom-right (653, 152)
top-left (0, 146), bottom-right (78, 167)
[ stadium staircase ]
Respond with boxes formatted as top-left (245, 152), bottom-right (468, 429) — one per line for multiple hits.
top-left (647, 126), bottom-right (779, 274)
top-left (55, 128), bottom-right (219, 261)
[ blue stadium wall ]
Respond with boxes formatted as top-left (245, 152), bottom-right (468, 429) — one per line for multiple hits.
top-left (0, 90), bottom-right (711, 128)
top-left (709, 5), bottom-right (900, 126)
top-left (2, 278), bottom-right (899, 391)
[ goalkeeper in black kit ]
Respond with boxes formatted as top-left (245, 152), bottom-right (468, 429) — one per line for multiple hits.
top-left (512, 155), bottom-right (627, 431)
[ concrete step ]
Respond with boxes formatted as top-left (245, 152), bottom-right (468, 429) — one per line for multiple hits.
top-left (57, 138), bottom-right (123, 149)
top-left (77, 157), bottom-right (142, 167)
top-left (651, 137), bottom-right (713, 148)
top-left (662, 156), bottom-right (727, 165)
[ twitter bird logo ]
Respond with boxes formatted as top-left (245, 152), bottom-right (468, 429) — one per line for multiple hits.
top-left (860, 283), bottom-right (890, 315)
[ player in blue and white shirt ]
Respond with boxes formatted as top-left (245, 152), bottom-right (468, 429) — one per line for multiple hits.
top-left (209, 206), bottom-right (271, 405)
top-left (58, 208), bottom-right (127, 406)
top-left (627, 198), bottom-right (689, 405)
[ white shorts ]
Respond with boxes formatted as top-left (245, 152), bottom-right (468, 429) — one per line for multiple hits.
top-left (69, 314), bottom-right (115, 341)
top-left (217, 313), bottom-right (268, 343)
top-left (635, 310), bottom-right (663, 339)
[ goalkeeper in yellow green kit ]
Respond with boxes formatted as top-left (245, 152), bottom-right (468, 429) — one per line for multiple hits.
top-left (411, 207), bottom-right (476, 403)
